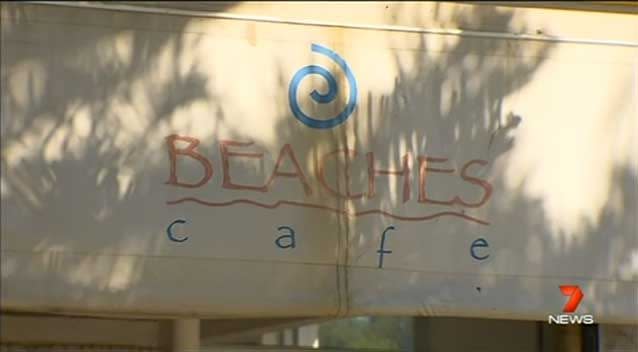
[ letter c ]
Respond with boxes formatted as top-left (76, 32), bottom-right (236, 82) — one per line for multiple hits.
top-left (167, 219), bottom-right (189, 242)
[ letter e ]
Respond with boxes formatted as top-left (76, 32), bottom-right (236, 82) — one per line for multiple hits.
top-left (470, 237), bottom-right (490, 260)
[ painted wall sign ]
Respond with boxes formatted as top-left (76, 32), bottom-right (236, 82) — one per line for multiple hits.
top-left (164, 135), bottom-right (493, 225)
top-left (289, 44), bottom-right (358, 129)
top-left (2, 2), bottom-right (636, 324)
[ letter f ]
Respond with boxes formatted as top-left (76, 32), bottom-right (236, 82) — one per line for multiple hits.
top-left (377, 226), bottom-right (396, 269)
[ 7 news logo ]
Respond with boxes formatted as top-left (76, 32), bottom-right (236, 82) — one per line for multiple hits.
top-left (548, 285), bottom-right (595, 325)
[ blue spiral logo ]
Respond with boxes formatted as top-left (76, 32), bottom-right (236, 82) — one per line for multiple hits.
top-left (289, 44), bottom-right (358, 129)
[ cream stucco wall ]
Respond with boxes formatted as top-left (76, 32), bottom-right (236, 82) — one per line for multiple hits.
top-left (1, 2), bottom-right (636, 323)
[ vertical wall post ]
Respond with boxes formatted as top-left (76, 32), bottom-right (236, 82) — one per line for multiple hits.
top-left (173, 319), bottom-right (200, 351)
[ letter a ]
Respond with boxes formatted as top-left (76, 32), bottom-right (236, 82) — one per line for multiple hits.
top-left (275, 226), bottom-right (296, 249)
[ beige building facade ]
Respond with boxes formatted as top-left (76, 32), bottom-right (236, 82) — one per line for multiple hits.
top-left (1, 1), bottom-right (637, 351)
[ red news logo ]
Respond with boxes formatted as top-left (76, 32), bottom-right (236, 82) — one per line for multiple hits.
top-left (560, 285), bottom-right (584, 313)
top-left (548, 285), bottom-right (594, 325)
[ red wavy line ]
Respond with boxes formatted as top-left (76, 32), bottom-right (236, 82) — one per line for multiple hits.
top-left (166, 197), bottom-right (490, 225)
